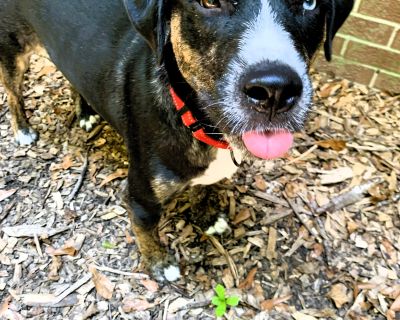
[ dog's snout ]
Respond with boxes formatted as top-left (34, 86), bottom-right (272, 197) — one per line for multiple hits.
top-left (242, 63), bottom-right (303, 114)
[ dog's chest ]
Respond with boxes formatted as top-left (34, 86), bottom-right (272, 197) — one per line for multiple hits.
top-left (190, 149), bottom-right (239, 186)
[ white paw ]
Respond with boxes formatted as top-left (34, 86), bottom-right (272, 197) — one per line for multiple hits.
top-left (163, 265), bottom-right (181, 282)
top-left (15, 128), bottom-right (38, 145)
top-left (79, 114), bottom-right (100, 132)
top-left (206, 217), bottom-right (230, 235)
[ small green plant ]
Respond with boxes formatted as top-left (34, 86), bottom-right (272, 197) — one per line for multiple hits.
top-left (101, 240), bottom-right (117, 249)
top-left (211, 284), bottom-right (240, 318)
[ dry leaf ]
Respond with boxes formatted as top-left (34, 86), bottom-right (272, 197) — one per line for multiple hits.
top-left (37, 65), bottom-right (57, 77)
top-left (168, 298), bottom-right (193, 313)
top-left (47, 245), bottom-right (76, 256)
top-left (2, 224), bottom-right (69, 238)
top-left (266, 227), bottom-right (277, 261)
top-left (46, 235), bottom-right (85, 256)
top-left (125, 230), bottom-right (134, 244)
top-left (20, 293), bottom-right (57, 305)
top-left (380, 239), bottom-right (397, 265)
top-left (222, 268), bottom-right (235, 289)
top-left (99, 168), bottom-right (128, 187)
top-left (318, 83), bottom-right (342, 98)
top-left (320, 167), bottom-right (353, 185)
top-left (387, 294), bottom-right (400, 320)
top-left (0, 296), bottom-right (11, 316)
top-left (0, 296), bottom-right (24, 320)
top-left (260, 295), bottom-right (292, 311)
top-left (387, 170), bottom-right (398, 192)
top-left (0, 189), bottom-right (17, 202)
top-left (49, 155), bottom-right (74, 171)
top-left (233, 208), bottom-right (251, 225)
top-left (122, 297), bottom-right (153, 313)
top-left (89, 265), bottom-right (115, 300)
top-left (254, 175), bottom-right (267, 191)
top-left (238, 267), bottom-right (257, 289)
top-left (317, 139), bottom-right (347, 151)
top-left (48, 256), bottom-right (62, 281)
top-left (327, 283), bottom-right (351, 308)
top-left (140, 279), bottom-right (159, 293)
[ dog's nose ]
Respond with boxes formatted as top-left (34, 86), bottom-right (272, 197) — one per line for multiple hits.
top-left (242, 63), bottom-right (303, 114)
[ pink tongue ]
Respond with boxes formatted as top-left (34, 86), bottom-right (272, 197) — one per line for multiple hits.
top-left (242, 131), bottom-right (293, 159)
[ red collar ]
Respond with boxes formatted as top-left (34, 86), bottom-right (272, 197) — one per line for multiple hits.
top-left (169, 87), bottom-right (230, 150)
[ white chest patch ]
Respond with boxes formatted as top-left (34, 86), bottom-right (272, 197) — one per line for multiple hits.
top-left (190, 149), bottom-right (241, 186)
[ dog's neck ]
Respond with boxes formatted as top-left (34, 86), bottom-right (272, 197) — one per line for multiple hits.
top-left (162, 43), bottom-right (230, 150)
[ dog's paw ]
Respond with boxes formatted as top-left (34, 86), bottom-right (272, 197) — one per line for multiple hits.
top-left (155, 264), bottom-right (181, 282)
top-left (145, 256), bottom-right (181, 282)
top-left (15, 127), bottom-right (38, 145)
top-left (79, 114), bottom-right (100, 132)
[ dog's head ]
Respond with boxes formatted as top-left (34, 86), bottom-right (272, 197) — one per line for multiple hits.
top-left (124, 0), bottom-right (353, 159)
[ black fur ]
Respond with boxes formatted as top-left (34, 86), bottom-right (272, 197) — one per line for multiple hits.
top-left (0, 0), bottom-right (353, 279)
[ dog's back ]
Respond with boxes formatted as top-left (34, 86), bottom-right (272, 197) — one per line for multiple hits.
top-left (1, 0), bottom-right (135, 103)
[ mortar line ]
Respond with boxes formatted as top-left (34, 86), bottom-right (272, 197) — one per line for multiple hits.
top-left (350, 12), bottom-right (400, 28)
top-left (387, 27), bottom-right (399, 48)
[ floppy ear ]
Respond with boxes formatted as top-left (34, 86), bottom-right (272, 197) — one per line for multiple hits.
top-left (324, 0), bottom-right (354, 61)
top-left (123, 0), bottom-right (169, 62)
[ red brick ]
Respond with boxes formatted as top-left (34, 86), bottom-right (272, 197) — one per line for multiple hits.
top-left (314, 54), bottom-right (375, 86)
top-left (340, 16), bottom-right (394, 45)
top-left (359, 0), bottom-right (400, 24)
top-left (332, 36), bottom-right (345, 56)
top-left (345, 42), bottom-right (400, 73)
top-left (392, 30), bottom-right (400, 50)
top-left (374, 72), bottom-right (400, 94)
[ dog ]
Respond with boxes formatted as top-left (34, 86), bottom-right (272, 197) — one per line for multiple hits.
top-left (0, 0), bottom-right (353, 281)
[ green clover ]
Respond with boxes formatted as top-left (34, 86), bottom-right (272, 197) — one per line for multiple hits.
top-left (211, 284), bottom-right (240, 318)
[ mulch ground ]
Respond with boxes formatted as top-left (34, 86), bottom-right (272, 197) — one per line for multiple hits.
top-left (0, 54), bottom-right (399, 320)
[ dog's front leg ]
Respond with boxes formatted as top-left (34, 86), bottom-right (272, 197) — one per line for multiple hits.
top-left (124, 168), bottom-right (180, 282)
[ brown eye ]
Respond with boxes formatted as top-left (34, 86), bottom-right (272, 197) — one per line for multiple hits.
top-left (200, 0), bottom-right (221, 9)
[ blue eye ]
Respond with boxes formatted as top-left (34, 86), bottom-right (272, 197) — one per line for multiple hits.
top-left (303, 0), bottom-right (317, 11)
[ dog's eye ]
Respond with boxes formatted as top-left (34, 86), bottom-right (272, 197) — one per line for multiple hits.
top-left (303, 0), bottom-right (317, 11)
top-left (200, 0), bottom-right (221, 9)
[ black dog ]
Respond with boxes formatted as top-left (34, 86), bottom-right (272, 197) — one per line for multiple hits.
top-left (0, 0), bottom-right (353, 281)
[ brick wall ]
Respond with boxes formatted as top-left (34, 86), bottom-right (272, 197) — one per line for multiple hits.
top-left (314, 0), bottom-right (400, 94)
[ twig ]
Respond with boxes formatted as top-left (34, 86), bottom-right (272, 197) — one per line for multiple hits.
top-left (283, 192), bottom-right (321, 241)
top-left (93, 265), bottom-right (149, 279)
top-left (41, 185), bottom-right (53, 208)
top-left (316, 178), bottom-right (383, 214)
top-left (173, 300), bottom-right (211, 312)
top-left (251, 190), bottom-right (289, 207)
top-left (287, 145), bottom-right (318, 165)
top-left (86, 123), bottom-right (105, 142)
top-left (67, 151), bottom-right (89, 202)
top-left (33, 233), bottom-right (43, 257)
top-left (0, 200), bottom-right (16, 223)
top-left (20, 273), bottom-right (92, 307)
top-left (263, 210), bottom-right (293, 225)
top-left (0, 108), bottom-right (7, 120)
top-left (297, 194), bottom-right (334, 267)
top-left (162, 299), bottom-right (170, 320)
top-left (372, 151), bottom-right (400, 174)
top-left (208, 235), bottom-right (239, 287)
top-left (52, 273), bottom-right (92, 304)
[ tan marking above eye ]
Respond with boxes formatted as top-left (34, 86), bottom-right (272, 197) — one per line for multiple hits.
top-left (170, 13), bottom-right (216, 91)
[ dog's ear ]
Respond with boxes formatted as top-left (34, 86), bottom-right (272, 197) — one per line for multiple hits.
top-left (123, 0), bottom-right (169, 62)
top-left (324, 0), bottom-right (354, 61)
